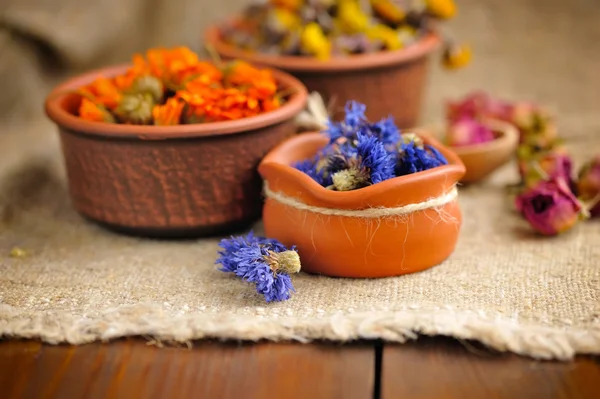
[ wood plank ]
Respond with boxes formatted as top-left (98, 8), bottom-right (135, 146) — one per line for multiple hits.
top-left (381, 337), bottom-right (600, 399)
top-left (0, 340), bottom-right (375, 399)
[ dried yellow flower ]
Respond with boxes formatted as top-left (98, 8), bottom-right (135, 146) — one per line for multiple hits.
top-left (9, 247), bottom-right (28, 259)
top-left (426, 0), bottom-right (457, 19)
top-left (300, 23), bottom-right (332, 60)
top-left (367, 24), bottom-right (402, 51)
top-left (442, 43), bottom-right (472, 69)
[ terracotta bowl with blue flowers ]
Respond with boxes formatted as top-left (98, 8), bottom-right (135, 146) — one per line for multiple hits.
top-left (258, 101), bottom-right (466, 278)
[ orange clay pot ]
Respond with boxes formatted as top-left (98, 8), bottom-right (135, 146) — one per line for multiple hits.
top-left (258, 132), bottom-right (466, 278)
top-left (45, 64), bottom-right (307, 238)
top-left (205, 22), bottom-right (440, 129)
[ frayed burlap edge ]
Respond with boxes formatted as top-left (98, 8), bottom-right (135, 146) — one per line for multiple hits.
top-left (2, 304), bottom-right (599, 361)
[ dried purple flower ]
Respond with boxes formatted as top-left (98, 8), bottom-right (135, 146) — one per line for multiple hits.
top-left (216, 232), bottom-right (301, 302)
top-left (515, 177), bottom-right (587, 236)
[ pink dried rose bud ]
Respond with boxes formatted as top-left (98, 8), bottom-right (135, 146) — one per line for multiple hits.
top-left (521, 151), bottom-right (574, 189)
top-left (577, 155), bottom-right (600, 217)
top-left (446, 118), bottom-right (495, 147)
top-left (511, 101), bottom-right (558, 145)
top-left (515, 177), bottom-right (587, 236)
top-left (446, 91), bottom-right (512, 124)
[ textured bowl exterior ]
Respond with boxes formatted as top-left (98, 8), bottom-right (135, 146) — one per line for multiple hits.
top-left (58, 122), bottom-right (295, 237)
top-left (205, 25), bottom-right (441, 128)
top-left (46, 65), bottom-right (307, 237)
top-left (289, 63), bottom-right (429, 128)
top-left (258, 132), bottom-right (466, 278)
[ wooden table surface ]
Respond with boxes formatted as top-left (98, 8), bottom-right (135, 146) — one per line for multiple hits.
top-left (1, 337), bottom-right (598, 399)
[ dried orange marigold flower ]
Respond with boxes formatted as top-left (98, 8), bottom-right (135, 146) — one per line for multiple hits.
top-left (79, 98), bottom-right (115, 123)
top-left (79, 77), bottom-right (122, 109)
top-left (75, 46), bottom-right (283, 126)
top-left (153, 98), bottom-right (185, 126)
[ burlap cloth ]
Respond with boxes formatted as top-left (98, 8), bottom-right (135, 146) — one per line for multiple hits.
top-left (1, 0), bottom-right (599, 360)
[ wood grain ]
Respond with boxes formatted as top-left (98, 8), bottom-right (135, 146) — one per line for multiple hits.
top-left (381, 337), bottom-right (600, 399)
top-left (0, 340), bottom-right (375, 399)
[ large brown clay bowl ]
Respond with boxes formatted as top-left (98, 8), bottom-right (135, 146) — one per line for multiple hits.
top-left (258, 132), bottom-right (466, 278)
top-left (45, 64), bottom-right (308, 238)
top-left (423, 119), bottom-right (519, 184)
top-left (205, 22), bottom-right (440, 129)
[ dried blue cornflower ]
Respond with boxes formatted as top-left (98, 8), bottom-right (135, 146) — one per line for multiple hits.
top-left (294, 102), bottom-right (447, 191)
top-left (327, 132), bottom-right (395, 191)
top-left (216, 231), bottom-right (286, 273)
top-left (324, 101), bottom-right (401, 149)
top-left (396, 134), bottom-right (449, 176)
top-left (324, 100), bottom-right (367, 144)
top-left (216, 232), bottom-right (301, 303)
top-left (369, 116), bottom-right (401, 148)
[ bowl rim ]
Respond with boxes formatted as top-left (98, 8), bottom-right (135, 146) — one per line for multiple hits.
top-left (44, 63), bottom-right (308, 140)
top-left (204, 21), bottom-right (442, 73)
top-left (259, 130), bottom-right (466, 206)
top-left (444, 119), bottom-right (520, 155)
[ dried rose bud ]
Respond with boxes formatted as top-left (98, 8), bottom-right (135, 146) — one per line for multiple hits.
top-left (446, 91), bottom-right (513, 124)
top-left (577, 155), bottom-right (600, 217)
top-left (521, 151), bottom-right (574, 189)
top-left (515, 177), bottom-right (587, 236)
top-left (446, 118), bottom-right (495, 147)
top-left (115, 93), bottom-right (154, 125)
top-left (511, 101), bottom-right (558, 144)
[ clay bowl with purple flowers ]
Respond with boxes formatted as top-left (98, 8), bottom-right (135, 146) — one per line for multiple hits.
top-left (205, 21), bottom-right (440, 129)
top-left (258, 131), bottom-right (466, 278)
top-left (421, 119), bottom-right (519, 184)
top-left (45, 64), bottom-right (308, 238)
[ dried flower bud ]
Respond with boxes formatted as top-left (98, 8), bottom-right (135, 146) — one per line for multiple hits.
top-left (130, 76), bottom-right (164, 103)
top-left (442, 43), bottom-right (472, 69)
top-left (400, 132), bottom-right (424, 148)
top-left (425, 0), bottom-right (457, 19)
top-left (336, 0), bottom-right (370, 34)
top-left (115, 93), bottom-right (155, 125)
top-left (446, 91), bottom-right (513, 124)
top-left (366, 24), bottom-right (403, 50)
top-left (371, 0), bottom-right (407, 24)
top-left (511, 102), bottom-right (558, 146)
top-left (265, 249), bottom-right (302, 274)
top-left (300, 22), bottom-right (332, 60)
top-left (577, 155), bottom-right (600, 217)
top-left (521, 152), bottom-right (573, 189)
top-left (446, 118), bottom-right (495, 147)
top-left (515, 177), bottom-right (587, 236)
